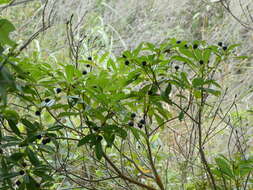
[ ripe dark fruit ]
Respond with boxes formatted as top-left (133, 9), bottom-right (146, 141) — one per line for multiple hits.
top-left (35, 111), bottom-right (41, 116)
top-left (130, 113), bottom-right (136, 118)
top-left (175, 65), bottom-right (179, 71)
top-left (42, 140), bottom-right (47, 145)
top-left (148, 90), bottom-right (153, 95)
top-left (88, 56), bottom-right (92, 61)
top-left (223, 46), bottom-right (227, 51)
top-left (86, 64), bottom-right (91, 67)
top-left (218, 42), bottom-right (223, 46)
top-left (138, 123), bottom-right (143, 129)
top-left (82, 70), bottom-right (87, 75)
top-left (16, 180), bottom-right (21, 186)
top-left (184, 44), bottom-right (188, 48)
top-left (199, 60), bottom-right (204, 65)
top-left (140, 119), bottom-right (145, 125)
top-left (142, 61), bottom-right (147, 66)
top-left (42, 138), bottom-right (51, 145)
top-left (97, 136), bottom-right (103, 141)
top-left (176, 41), bottom-right (181, 44)
top-left (193, 44), bottom-right (198, 49)
top-left (37, 135), bottom-right (42, 139)
top-left (19, 170), bottom-right (25, 175)
top-left (125, 60), bottom-right (130, 65)
top-left (128, 121), bottom-right (134, 126)
top-left (45, 98), bottom-right (50, 103)
top-left (56, 88), bottom-right (62, 94)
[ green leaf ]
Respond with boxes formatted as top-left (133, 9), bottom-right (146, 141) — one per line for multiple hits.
top-left (65, 65), bottom-right (75, 83)
top-left (203, 48), bottom-right (211, 63)
top-left (26, 147), bottom-right (40, 166)
top-left (130, 127), bottom-right (146, 140)
top-left (192, 77), bottom-right (204, 88)
top-left (169, 55), bottom-right (196, 70)
top-left (9, 152), bottom-right (24, 162)
top-left (1, 172), bottom-right (20, 180)
top-left (133, 42), bottom-right (143, 56)
top-left (2, 110), bottom-right (19, 123)
top-left (180, 72), bottom-right (190, 87)
top-left (202, 88), bottom-right (221, 97)
top-left (25, 175), bottom-right (39, 189)
top-left (0, 0), bottom-right (11, 4)
top-left (7, 119), bottom-right (21, 137)
top-left (100, 125), bottom-right (127, 139)
top-left (21, 119), bottom-right (36, 132)
top-left (227, 44), bottom-right (240, 51)
top-left (57, 112), bottom-right (79, 118)
top-left (103, 133), bottom-right (115, 147)
top-left (77, 134), bottom-right (96, 147)
top-left (179, 48), bottom-right (196, 60)
top-left (204, 80), bottom-right (221, 88)
top-left (164, 83), bottom-right (172, 97)
top-left (178, 111), bottom-right (184, 121)
top-left (95, 142), bottom-right (103, 160)
top-left (215, 156), bottom-right (234, 178)
top-left (0, 19), bottom-right (16, 46)
top-left (99, 52), bottom-right (109, 63)
top-left (47, 125), bottom-right (63, 131)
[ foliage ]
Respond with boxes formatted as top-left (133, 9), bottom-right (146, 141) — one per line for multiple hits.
top-left (0, 15), bottom-right (252, 190)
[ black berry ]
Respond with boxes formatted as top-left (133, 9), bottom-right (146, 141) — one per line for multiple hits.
top-left (137, 123), bottom-right (143, 129)
top-left (128, 121), bottom-right (134, 126)
top-left (82, 70), bottom-right (87, 75)
top-left (148, 90), bottom-right (153, 95)
top-left (175, 65), bottom-right (179, 70)
top-left (184, 44), bottom-right (188, 48)
top-left (97, 135), bottom-right (103, 141)
top-left (16, 180), bottom-right (21, 186)
top-left (193, 44), bottom-right (198, 49)
top-left (56, 88), bottom-right (62, 94)
top-left (199, 60), bottom-right (204, 65)
top-left (19, 170), bottom-right (25, 175)
top-left (35, 111), bottom-right (41, 116)
top-left (42, 138), bottom-right (51, 145)
top-left (125, 60), bottom-right (130, 65)
top-left (223, 46), bottom-right (227, 51)
top-left (130, 113), bottom-right (136, 118)
top-left (142, 61), bottom-right (147, 66)
top-left (218, 42), bottom-right (223, 47)
top-left (86, 64), bottom-right (91, 67)
top-left (176, 41), bottom-right (181, 44)
top-left (140, 119), bottom-right (145, 125)
top-left (37, 135), bottom-right (42, 139)
top-left (42, 139), bottom-right (47, 145)
top-left (88, 56), bottom-right (92, 61)
top-left (45, 98), bottom-right (50, 103)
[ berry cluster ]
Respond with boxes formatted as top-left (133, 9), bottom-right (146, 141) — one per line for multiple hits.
top-left (128, 113), bottom-right (145, 129)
